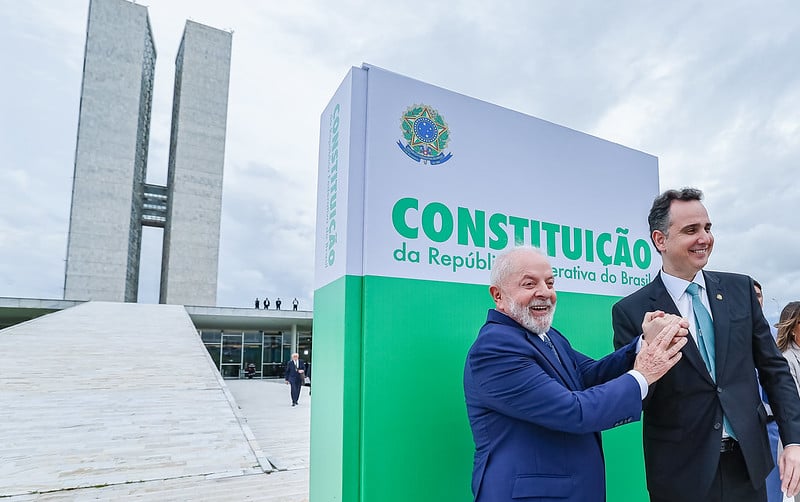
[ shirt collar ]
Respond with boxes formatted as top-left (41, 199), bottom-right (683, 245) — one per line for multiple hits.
top-left (660, 269), bottom-right (706, 299)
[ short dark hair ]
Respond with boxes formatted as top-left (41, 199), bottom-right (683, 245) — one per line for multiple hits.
top-left (648, 187), bottom-right (704, 252)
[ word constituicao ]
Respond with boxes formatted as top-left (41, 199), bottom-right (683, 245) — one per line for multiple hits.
top-left (391, 197), bottom-right (652, 269)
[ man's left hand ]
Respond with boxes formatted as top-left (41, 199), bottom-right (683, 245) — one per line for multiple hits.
top-left (780, 444), bottom-right (800, 497)
top-left (641, 311), bottom-right (689, 343)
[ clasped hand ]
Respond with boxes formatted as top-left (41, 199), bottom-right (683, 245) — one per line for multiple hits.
top-left (641, 311), bottom-right (689, 344)
top-left (634, 311), bottom-right (689, 385)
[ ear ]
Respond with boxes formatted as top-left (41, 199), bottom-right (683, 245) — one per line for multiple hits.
top-left (489, 285), bottom-right (502, 305)
top-left (652, 230), bottom-right (667, 253)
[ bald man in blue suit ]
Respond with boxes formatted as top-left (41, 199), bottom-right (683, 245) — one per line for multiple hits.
top-left (464, 247), bottom-right (687, 501)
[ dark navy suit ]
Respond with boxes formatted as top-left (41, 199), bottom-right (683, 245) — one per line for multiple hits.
top-left (285, 359), bottom-right (306, 405)
top-left (464, 309), bottom-right (643, 501)
top-left (612, 271), bottom-right (800, 501)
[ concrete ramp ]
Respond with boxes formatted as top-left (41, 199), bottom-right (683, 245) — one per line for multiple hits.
top-left (0, 301), bottom-right (270, 498)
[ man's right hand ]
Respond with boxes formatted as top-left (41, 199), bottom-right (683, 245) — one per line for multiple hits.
top-left (634, 322), bottom-right (688, 385)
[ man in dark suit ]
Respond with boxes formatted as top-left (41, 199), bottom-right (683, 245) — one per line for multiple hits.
top-left (754, 279), bottom-right (783, 502)
top-left (612, 187), bottom-right (800, 501)
top-left (284, 352), bottom-right (306, 406)
top-left (464, 247), bottom-right (687, 502)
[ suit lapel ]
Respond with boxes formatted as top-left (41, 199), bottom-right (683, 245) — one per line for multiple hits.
top-left (704, 272), bottom-right (730, 377)
top-left (488, 310), bottom-right (580, 389)
top-left (526, 330), bottom-right (580, 390)
top-left (650, 276), bottom-right (715, 385)
top-left (547, 330), bottom-right (583, 390)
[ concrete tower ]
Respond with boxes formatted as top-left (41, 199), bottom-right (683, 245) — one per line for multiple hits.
top-left (64, 0), bottom-right (155, 302)
top-left (64, 0), bottom-right (231, 306)
top-left (160, 21), bottom-right (232, 306)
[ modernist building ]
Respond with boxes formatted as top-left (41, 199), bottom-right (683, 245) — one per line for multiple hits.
top-left (64, 0), bottom-right (231, 307)
top-left (49, 0), bottom-right (303, 377)
top-left (0, 296), bottom-right (313, 380)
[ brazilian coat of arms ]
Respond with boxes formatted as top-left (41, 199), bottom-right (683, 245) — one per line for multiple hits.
top-left (397, 104), bottom-right (453, 165)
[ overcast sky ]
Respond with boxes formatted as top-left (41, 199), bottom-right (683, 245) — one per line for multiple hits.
top-left (1, 1), bottom-right (798, 321)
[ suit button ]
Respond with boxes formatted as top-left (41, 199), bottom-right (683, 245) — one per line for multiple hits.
top-left (714, 422), bottom-right (721, 430)
top-left (716, 387), bottom-right (722, 393)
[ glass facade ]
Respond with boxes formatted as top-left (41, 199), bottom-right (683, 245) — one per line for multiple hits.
top-left (199, 329), bottom-right (312, 379)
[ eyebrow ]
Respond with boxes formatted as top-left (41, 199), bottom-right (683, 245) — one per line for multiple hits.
top-left (679, 222), bottom-right (711, 232)
top-left (519, 274), bottom-right (554, 283)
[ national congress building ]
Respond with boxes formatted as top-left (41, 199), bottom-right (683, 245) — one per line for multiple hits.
top-left (0, 0), bottom-right (312, 379)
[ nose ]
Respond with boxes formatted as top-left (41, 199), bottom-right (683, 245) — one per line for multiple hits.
top-left (698, 229), bottom-right (713, 243)
top-left (532, 284), bottom-right (549, 298)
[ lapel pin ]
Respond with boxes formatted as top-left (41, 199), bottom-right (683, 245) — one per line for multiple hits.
top-left (716, 294), bottom-right (723, 300)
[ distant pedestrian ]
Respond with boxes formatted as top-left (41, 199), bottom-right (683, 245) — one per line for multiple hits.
top-left (264, 297), bottom-right (270, 309)
top-left (276, 298), bottom-right (282, 310)
top-left (284, 353), bottom-right (306, 406)
top-left (292, 298), bottom-right (299, 311)
top-left (254, 297), bottom-right (260, 309)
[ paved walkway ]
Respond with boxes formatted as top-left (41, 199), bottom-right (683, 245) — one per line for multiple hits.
top-left (0, 302), bottom-right (310, 501)
top-left (16, 381), bottom-right (312, 501)
top-left (227, 379), bottom-right (311, 472)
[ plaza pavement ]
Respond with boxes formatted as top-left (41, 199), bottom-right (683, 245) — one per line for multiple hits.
top-left (0, 302), bottom-right (310, 501)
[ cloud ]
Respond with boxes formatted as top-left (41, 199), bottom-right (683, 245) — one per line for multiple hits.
top-left (2, 0), bottom-right (800, 321)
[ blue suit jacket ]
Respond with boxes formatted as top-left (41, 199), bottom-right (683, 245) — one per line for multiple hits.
top-left (612, 271), bottom-right (800, 501)
top-left (464, 309), bottom-right (642, 501)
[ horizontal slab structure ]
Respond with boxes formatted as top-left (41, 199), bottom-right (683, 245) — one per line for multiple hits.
top-left (0, 302), bottom-right (309, 500)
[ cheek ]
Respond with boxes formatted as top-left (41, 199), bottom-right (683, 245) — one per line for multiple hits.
top-left (501, 293), bottom-right (526, 310)
top-left (494, 295), bottom-right (511, 310)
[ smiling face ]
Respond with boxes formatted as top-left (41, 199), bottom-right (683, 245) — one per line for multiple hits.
top-left (653, 199), bottom-right (714, 281)
top-left (490, 249), bottom-right (557, 334)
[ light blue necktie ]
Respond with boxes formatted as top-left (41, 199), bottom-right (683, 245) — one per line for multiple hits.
top-left (686, 282), bottom-right (735, 439)
top-left (686, 282), bottom-right (716, 376)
